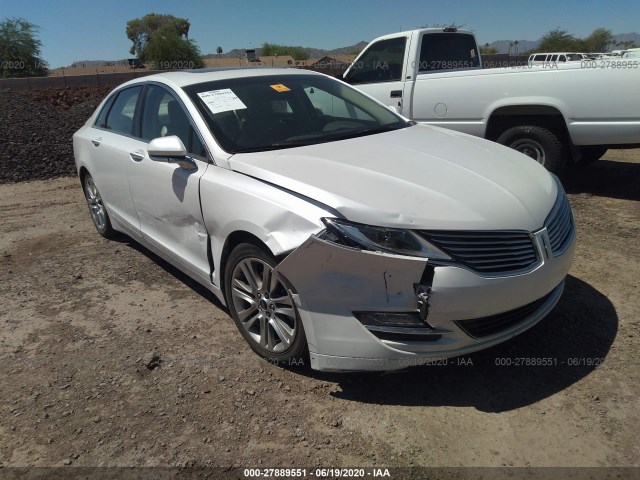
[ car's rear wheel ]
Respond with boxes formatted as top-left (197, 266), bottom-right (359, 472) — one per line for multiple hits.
top-left (83, 174), bottom-right (114, 238)
top-left (497, 125), bottom-right (564, 175)
top-left (224, 244), bottom-right (307, 366)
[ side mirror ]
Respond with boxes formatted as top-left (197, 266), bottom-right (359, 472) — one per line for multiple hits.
top-left (148, 136), bottom-right (196, 170)
top-left (148, 135), bottom-right (187, 157)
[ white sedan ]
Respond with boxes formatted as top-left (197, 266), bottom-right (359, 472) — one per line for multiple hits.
top-left (73, 68), bottom-right (575, 371)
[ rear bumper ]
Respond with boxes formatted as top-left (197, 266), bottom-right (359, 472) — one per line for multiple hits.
top-left (276, 229), bottom-right (575, 372)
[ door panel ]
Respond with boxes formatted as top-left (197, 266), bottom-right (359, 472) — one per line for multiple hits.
top-left (128, 85), bottom-right (210, 283)
top-left (127, 155), bottom-right (210, 281)
top-left (89, 86), bottom-right (142, 237)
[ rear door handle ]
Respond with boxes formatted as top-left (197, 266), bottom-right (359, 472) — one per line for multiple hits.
top-left (91, 138), bottom-right (101, 147)
top-left (130, 151), bottom-right (145, 162)
top-left (390, 90), bottom-right (403, 98)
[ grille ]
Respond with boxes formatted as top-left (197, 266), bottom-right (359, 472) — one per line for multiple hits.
top-left (419, 230), bottom-right (538, 275)
top-left (544, 191), bottom-right (574, 256)
top-left (455, 287), bottom-right (557, 338)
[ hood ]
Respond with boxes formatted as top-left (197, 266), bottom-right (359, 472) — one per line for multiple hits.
top-left (228, 125), bottom-right (557, 231)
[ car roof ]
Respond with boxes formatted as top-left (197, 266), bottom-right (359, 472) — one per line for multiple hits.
top-left (530, 52), bottom-right (579, 56)
top-left (120, 68), bottom-right (324, 90)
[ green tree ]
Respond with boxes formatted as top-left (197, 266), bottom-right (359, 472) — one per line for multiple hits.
top-left (616, 40), bottom-right (638, 49)
top-left (584, 28), bottom-right (614, 52)
top-left (126, 13), bottom-right (203, 68)
top-left (0, 18), bottom-right (48, 78)
top-left (216, 46), bottom-right (223, 56)
top-left (261, 42), bottom-right (309, 61)
top-left (537, 28), bottom-right (585, 52)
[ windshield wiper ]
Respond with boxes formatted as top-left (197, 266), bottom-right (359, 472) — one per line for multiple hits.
top-left (231, 124), bottom-right (408, 153)
top-left (231, 145), bottom-right (290, 153)
top-left (326, 124), bottom-right (404, 141)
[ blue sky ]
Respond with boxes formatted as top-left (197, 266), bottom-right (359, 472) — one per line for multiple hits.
top-left (1, 0), bottom-right (638, 67)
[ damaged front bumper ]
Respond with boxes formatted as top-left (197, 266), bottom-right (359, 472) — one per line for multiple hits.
top-left (275, 232), bottom-right (575, 372)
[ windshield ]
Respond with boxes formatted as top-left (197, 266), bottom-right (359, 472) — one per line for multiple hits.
top-left (183, 74), bottom-right (410, 153)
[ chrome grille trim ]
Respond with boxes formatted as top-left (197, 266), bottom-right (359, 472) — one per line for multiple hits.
top-left (544, 189), bottom-right (574, 257)
top-left (418, 230), bottom-right (539, 275)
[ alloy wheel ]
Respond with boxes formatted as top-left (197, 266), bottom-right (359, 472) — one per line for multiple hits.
top-left (230, 258), bottom-right (298, 353)
top-left (84, 176), bottom-right (107, 233)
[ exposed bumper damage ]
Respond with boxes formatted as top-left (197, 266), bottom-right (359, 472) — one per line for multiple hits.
top-left (276, 233), bottom-right (574, 372)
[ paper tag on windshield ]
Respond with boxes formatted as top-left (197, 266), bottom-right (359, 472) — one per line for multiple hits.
top-left (270, 84), bottom-right (291, 92)
top-left (197, 89), bottom-right (247, 114)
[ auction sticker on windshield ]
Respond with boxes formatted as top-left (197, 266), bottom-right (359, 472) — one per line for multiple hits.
top-left (270, 84), bottom-right (291, 92)
top-left (197, 89), bottom-right (247, 114)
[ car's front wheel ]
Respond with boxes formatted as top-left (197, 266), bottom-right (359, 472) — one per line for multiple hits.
top-left (224, 243), bottom-right (307, 366)
top-left (83, 173), bottom-right (114, 238)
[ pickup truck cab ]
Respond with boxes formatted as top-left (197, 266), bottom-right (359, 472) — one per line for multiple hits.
top-left (344, 28), bottom-right (640, 174)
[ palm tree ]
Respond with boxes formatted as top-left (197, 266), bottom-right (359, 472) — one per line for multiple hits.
top-left (216, 46), bottom-right (223, 57)
top-left (514, 40), bottom-right (519, 56)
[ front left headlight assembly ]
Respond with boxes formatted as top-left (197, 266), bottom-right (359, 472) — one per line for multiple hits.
top-left (319, 218), bottom-right (451, 260)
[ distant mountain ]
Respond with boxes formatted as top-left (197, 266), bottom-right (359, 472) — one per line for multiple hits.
top-left (211, 32), bottom-right (639, 59)
top-left (73, 32), bottom-right (640, 67)
top-left (613, 32), bottom-right (640, 46)
top-left (204, 41), bottom-right (369, 59)
top-left (326, 41), bottom-right (369, 56)
top-left (488, 40), bottom-right (539, 54)
top-left (488, 33), bottom-right (640, 54)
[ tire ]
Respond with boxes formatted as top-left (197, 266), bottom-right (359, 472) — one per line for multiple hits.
top-left (224, 243), bottom-right (308, 366)
top-left (576, 146), bottom-right (608, 165)
top-left (82, 174), bottom-right (115, 238)
top-left (496, 125), bottom-right (565, 175)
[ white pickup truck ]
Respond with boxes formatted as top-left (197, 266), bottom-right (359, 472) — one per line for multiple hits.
top-left (343, 28), bottom-right (640, 173)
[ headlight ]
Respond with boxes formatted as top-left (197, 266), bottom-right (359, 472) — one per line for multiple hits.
top-left (320, 218), bottom-right (451, 260)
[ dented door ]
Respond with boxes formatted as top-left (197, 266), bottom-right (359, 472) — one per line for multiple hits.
top-left (127, 154), bottom-right (210, 282)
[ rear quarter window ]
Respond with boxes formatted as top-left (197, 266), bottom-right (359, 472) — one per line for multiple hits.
top-left (101, 86), bottom-right (142, 135)
top-left (94, 94), bottom-right (116, 129)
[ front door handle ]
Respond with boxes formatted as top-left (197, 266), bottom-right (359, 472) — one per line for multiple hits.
top-left (130, 151), bottom-right (145, 162)
top-left (390, 90), bottom-right (403, 98)
top-left (91, 138), bottom-right (101, 147)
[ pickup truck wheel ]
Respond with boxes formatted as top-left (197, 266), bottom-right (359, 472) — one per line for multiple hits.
top-left (577, 146), bottom-right (608, 164)
top-left (225, 244), bottom-right (308, 367)
top-left (497, 126), bottom-right (564, 175)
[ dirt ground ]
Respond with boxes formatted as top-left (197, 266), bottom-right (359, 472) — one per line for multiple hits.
top-left (0, 150), bottom-right (638, 478)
